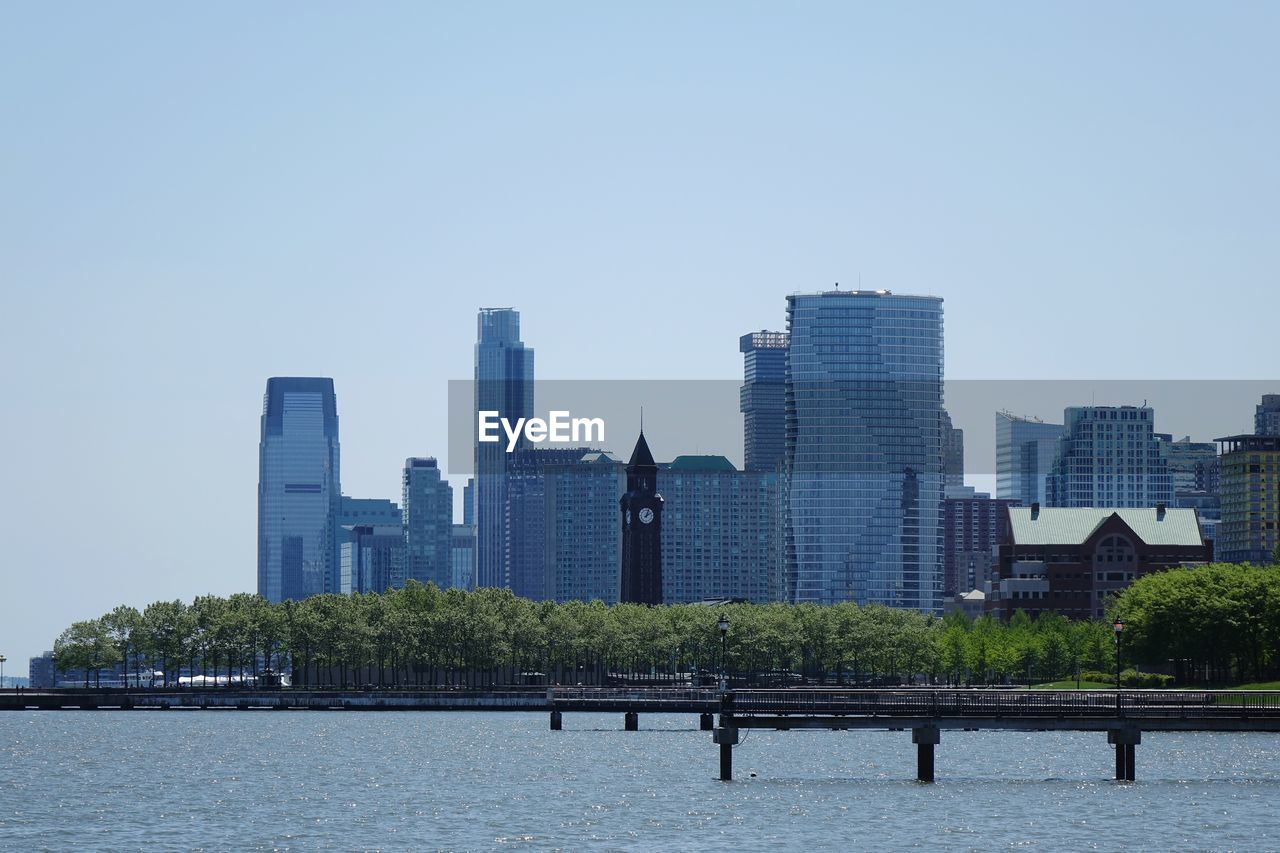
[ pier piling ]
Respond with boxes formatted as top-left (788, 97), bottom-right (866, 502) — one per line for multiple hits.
top-left (713, 724), bottom-right (740, 781)
top-left (700, 712), bottom-right (713, 731)
top-left (913, 725), bottom-right (940, 782)
top-left (624, 711), bottom-right (638, 731)
top-left (549, 710), bottom-right (562, 730)
top-left (1108, 728), bottom-right (1140, 782)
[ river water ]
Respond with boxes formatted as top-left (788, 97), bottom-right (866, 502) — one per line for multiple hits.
top-left (1, 711), bottom-right (1277, 850)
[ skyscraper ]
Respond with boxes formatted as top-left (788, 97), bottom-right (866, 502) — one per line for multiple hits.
top-left (620, 431), bottom-right (664, 605)
top-left (1215, 433), bottom-right (1280, 564)
top-left (336, 496), bottom-right (401, 593)
top-left (943, 409), bottom-right (965, 490)
top-left (785, 289), bottom-right (945, 611)
top-left (473, 308), bottom-right (534, 590)
top-left (402, 458), bottom-right (454, 590)
top-left (995, 412), bottom-right (1065, 506)
top-left (740, 331), bottom-right (788, 472)
top-left (1257, 394), bottom-right (1280, 437)
top-left (1045, 406), bottom-right (1173, 509)
top-left (258, 377), bottom-right (341, 603)
top-left (546, 452), bottom-right (626, 603)
top-left (342, 525), bottom-right (407, 595)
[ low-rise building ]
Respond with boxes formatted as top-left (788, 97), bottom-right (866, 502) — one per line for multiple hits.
top-left (989, 504), bottom-right (1209, 620)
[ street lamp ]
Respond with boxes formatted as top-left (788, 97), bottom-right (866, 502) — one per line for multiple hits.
top-left (0, 655), bottom-right (6, 689)
top-left (717, 613), bottom-right (729, 694)
top-left (1113, 619), bottom-right (1124, 690)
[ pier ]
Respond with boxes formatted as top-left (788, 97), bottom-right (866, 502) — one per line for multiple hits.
top-left (5, 686), bottom-right (1279, 782)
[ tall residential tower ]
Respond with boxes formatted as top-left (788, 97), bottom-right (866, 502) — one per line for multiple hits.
top-left (785, 289), bottom-right (945, 612)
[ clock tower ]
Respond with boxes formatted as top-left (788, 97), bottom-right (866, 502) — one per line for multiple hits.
top-left (620, 430), bottom-right (663, 605)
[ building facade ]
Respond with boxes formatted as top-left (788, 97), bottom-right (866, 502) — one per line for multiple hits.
top-left (504, 446), bottom-right (594, 600)
top-left (1257, 394), bottom-right (1280, 437)
top-left (1046, 406), bottom-right (1173, 509)
top-left (740, 330), bottom-right (788, 473)
top-left (402, 458), bottom-right (454, 590)
top-left (336, 496), bottom-right (402, 593)
top-left (545, 452), bottom-right (626, 603)
top-left (258, 377), bottom-right (341, 603)
top-left (989, 505), bottom-right (1209, 620)
top-left (1215, 434), bottom-right (1280, 564)
top-left (943, 487), bottom-right (1019, 597)
top-left (995, 411), bottom-right (1064, 506)
top-left (785, 289), bottom-right (945, 611)
top-left (659, 456), bottom-right (782, 604)
top-left (451, 523), bottom-right (475, 590)
top-left (342, 524), bottom-right (408, 594)
top-left (473, 308), bottom-right (534, 590)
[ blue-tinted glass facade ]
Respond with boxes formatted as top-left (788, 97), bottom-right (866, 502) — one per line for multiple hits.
top-left (402, 457), bottom-right (455, 590)
top-left (740, 331), bottom-right (788, 473)
top-left (785, 291), bottom-right (945, 612)
top-left (474, 308), bottom-right (534, 590)
top-left (995, 412), bottom-right (1065, 505)
top-left (258, 377), bottom-right (340, 603)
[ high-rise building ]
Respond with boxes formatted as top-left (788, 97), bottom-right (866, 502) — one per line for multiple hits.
top-left (740, 331), bottom-right (788, 472)
top-left (1162, 436), bottom-right (1219, 494)
top-left (335, 496), bottom-right (401, 593)
top-left (546, 452), bottom-right (626, 603)
top-left (620, 432), bottom-right (664, 605)
top-left (785, 289), bottom-right (945, 611)
top-left (943, 409), bottom-right (965, 490)
top-left (995, 412), bottom-right (1064, 506)
top-left (1257, 395), bottom-right (1280, 437)
top-left (505, 446), bottom-right (593, 600)
top-left (1046, 406), bottom-right (1173, 509)
top-left (1215, 433), bottom-right (1280, 564)
top-left (342, 525), bottom-right (407, 595)
top-left (451, 523), bottom-right (475, 590)
top-left (258, 377), bottom-right (341, 603)
top-left (659, 455), bottom-right (781, 603)
top-left (473, 308), bottom-right (534, 590)
top-left (463, 478), bottom-right (475, 526)
top-left (943, 487), bottom-right (1019, 597)
top-left (402, 458), bottom-right (454, 590)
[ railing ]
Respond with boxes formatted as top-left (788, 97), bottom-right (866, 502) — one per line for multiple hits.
top-left (727, 689), bottom-right (1280, 719)
top-left (551, 687), bottom-right (718, 705)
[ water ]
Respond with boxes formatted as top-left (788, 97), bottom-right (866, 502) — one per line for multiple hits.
top-left (2, 711), bottom-right (1278, 850)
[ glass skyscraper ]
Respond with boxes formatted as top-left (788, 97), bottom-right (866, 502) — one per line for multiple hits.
top-left (473, 308), bottom-right (534, 590)
top-left (402, 458), bottom-right (454, 590)
top-left (995, 411), bottom-right (1065, 506)
top-left (258, 377), bottom-right (341, 603)
top-left (785, 290), bottom-right (945, 611)
top-left (740, 331), bottom-right (788, 473)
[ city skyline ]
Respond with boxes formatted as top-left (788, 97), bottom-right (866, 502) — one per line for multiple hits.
top-left (5, 2), bottom-right (1280, 669)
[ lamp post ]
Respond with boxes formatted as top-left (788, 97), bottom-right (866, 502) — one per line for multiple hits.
top-left (1113, 619), bottom-right (1124, 690)
top-left (0, 655), bottom-right (6, 689)
top-left (717, 613), bottom-right (729, 694)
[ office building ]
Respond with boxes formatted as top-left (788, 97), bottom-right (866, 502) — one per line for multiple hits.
top-left (989, 505), bottom-right (1209, 620)
top-left (785, 289), bottom-right (945, 611)
top-left (740, 331), bottom-right (788, 472)
top-left (258, 377), bottom-right (341, 603)
top-left (1215, 434), bottom-right (1280, 564)
top-left (29, 651), bottom-right (55, 689)
top-left (402, 458), bottom-right (454, 590)
top-left (1045, 406), bottom-right (1173, 509)
top-left (943, 487), bottom-right (1019, 597)
top-left (342, 525), bottom-right (407, 595)
top-left (546, 452), bottom-right (626, 603)
top-left (659, 456), bottom-right (781, 604)
top-left (995, 412), bottom-right (1064, 506)
top-left (451, 523), bottom-right (475, 590)
top-left (943, 409), bottom-right (965, 489)
top-left (473, 308), bottom-right (534, 590)
top-left (335, 496), bottom-right (401, 593)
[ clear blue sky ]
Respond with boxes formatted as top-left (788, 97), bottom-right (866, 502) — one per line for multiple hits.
top-left (2, 3), bottom-right (1277, 669)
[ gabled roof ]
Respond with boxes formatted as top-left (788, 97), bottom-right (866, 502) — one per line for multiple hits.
top-left (627, 432), bottom-right (656, 468)
top-left (1007, 507), bottom-right (1203, 547)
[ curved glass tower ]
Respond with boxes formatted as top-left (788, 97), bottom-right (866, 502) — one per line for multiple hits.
top-left (785, 290), bottom-right (944, 612)
top-left (258, 377), bottom-right (341, 603)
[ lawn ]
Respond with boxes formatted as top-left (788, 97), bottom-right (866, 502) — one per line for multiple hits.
top-left (1030, 680), bottom-right (1115, 690)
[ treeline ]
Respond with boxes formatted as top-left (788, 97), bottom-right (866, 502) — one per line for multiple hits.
top-left (52, 563), bottom-right (1280, 689)
top-left (1112, 563), bottom-right (1280, 684)
top-left (55, 584), bottom-right (1122, 689)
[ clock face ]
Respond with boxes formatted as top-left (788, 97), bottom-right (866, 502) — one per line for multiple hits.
top-left (638, 507), bottom-right (654, 524)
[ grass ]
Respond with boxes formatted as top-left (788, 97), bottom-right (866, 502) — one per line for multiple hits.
top-left (1030, 680), bottom-right (1115, 690)
top-left (1227, 681), bottom-right (1280, 691)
